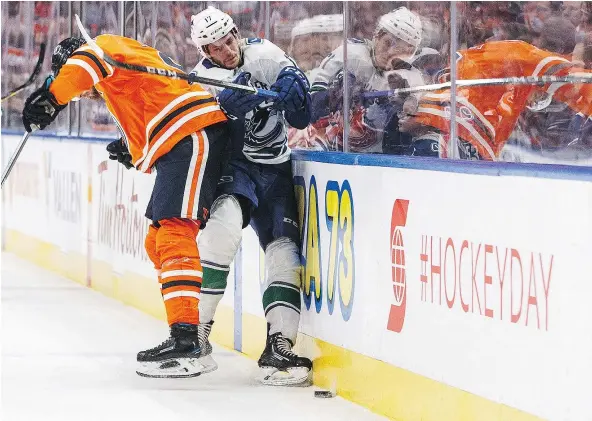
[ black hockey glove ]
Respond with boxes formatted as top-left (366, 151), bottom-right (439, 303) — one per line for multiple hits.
top-left (22, 76), bottom-right (66, 132)
top-left (328, 71), bottom-right (362, 112)
top-left (270, 66), bottom-right (310, 113)
top-left (218, 72), bottom-right (266, 119)
top-left (106, 138), bottom-right (134, 170)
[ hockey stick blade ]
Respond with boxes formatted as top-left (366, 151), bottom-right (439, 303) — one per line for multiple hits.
top-left (362, 74), bottom-right (592, 100)
top-left (1, 43), bottom-right (47, 102)
top-left (74, 15), bottom-right (278, 100)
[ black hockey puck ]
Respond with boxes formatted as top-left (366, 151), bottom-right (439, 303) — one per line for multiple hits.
top-left (314, 390), bottom-right (335, 398)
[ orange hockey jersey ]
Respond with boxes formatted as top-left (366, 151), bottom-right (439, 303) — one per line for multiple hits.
top-left (50, 35), bottom-right (227, 172)
top-left (413, 41), bottom-right (592, 160)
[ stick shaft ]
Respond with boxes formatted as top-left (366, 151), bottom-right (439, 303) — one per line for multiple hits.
top-left (74, 16), bottom-right (277, 99)
top-left (2, 131), bottom-right (32, 188)
top-left (362, 74), bottom-right (592, 99)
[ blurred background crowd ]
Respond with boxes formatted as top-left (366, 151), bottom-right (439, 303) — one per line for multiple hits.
top-left (2, 1), bottom-right (592, 165)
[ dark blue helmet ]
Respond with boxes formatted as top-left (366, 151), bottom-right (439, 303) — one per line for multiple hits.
top-left (51, 37), bottom-right (86, 76)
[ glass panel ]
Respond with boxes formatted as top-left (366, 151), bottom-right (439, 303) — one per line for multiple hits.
top-left (137, 1), bottom-right (155, 46)
top-left (330, 2), bottom-right (449, 154)
top-left (441, 2), bottom-right (592, 164)
top-left (123, 1), bottom-right (136, 39)
top-left (47, 1), bottom-right (71, 135)
top-left (272, 1), bottom-right (345, 151)
top-left (78, 1), bottom-right (120, 138)
top-left (2, 2), bottom-right (34, 131)
top-left (70, 1), bottom-right (81, 136)
top-left (2, 1), bottom-right (589, 166)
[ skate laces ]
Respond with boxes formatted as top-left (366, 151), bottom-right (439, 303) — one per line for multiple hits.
top-left (198, 322), bottom-right (213, 344)
top-left (273, 335), bottom-right (297, 358)
top-left (146, 337), bottom-right (174, 353)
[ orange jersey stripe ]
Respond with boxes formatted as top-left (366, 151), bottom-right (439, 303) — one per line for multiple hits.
top-left (185, 131), bottom-right (206, 219)
top-left (49, 34), bottom-right (227, 173)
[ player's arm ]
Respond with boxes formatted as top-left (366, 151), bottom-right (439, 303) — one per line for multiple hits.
top-left (309, 45), bottom-right (344, 123)
top-left (254, 40), bottom-right (312, 129)
top-left (552, 68), bottom-right (592, 116)
top-left (22, 41), bottom-right (113, 132)
top-left (310, 42), bottom-right (373, 123)
top-left (49, 48), bottom-right (112, 104)
top-left (271, 65), bottom-right (311, 129)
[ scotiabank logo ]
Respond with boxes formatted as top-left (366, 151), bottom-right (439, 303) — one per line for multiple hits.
top-left (387, 199), bottom-right (409, 333)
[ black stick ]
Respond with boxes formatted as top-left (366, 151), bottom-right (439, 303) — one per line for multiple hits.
top-left (74, 15), bottom-right (278, 100)
top-left (1, 43), bottom-right (47, 102)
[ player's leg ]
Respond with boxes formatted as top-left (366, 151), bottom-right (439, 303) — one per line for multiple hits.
top-left (137, 123), bottom-right (228, 378)
top-left (251, 161), bottom-right (312, 386)
top-left (197, 159), bottom-right (256, 361)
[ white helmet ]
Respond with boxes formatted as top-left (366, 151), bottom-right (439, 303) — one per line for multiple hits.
top-left (377, 7), bottom-right (422, 51)
top-left (291, 18), bottom-right (315, 38)
top-left (311, 14), bottom-right (344, 34)
top-left (191, 7), bottom-right (236, 50)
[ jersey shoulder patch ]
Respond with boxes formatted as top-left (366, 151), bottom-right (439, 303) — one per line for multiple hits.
top-left (245, 38), bottom-right (263, 45)
top-left (242, 39), bottom-right (287, 64)
top-left (347, 38), bottom-right (367, 45)
top-left (201, 57), bottom-right (219, 69)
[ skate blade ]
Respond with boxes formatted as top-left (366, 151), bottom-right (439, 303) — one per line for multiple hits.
top-left (196, 354), bottom-right (218, 374)
top-left (259, 366), bottom-right (311, 386)
top-left (136, 357), bottom-right (206, 379)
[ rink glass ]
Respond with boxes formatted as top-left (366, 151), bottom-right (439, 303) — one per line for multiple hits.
top-left (1, 1), bottom-right (590, 165)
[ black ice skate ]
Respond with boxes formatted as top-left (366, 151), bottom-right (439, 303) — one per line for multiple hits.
top-left (136, 323), bottom-right (207, 378)
top-left (257, 332), bottom-right (312, 386)
top-left (196, 320), bottom-right (218, 374)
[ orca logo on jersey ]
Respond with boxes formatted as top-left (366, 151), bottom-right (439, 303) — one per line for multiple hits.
top-left (244, 106), bottom-right (285, 149)
top-left (387, 199), bottom-right (409, 333)
top-left (158, 52), bottom-right (184, 72)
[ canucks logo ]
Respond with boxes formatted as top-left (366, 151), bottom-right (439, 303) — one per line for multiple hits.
top-left (244, 104), bottom-right (286, 150)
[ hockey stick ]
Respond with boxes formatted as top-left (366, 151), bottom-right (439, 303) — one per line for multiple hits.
top-left (1, 130), bottom-right (34, 188)
top-left (1, 43), bottom-right (47, 102)
top-left (74, 15), bottom-right (278, 100)
top-left (362, 74), bottom-right (592, 100)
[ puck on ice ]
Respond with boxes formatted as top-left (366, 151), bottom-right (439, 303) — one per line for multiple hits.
top-left (314, 390), bottom-right (335, 398)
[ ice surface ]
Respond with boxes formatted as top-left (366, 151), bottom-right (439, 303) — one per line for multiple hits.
top-left (1, 252), bottom-right (388, 421)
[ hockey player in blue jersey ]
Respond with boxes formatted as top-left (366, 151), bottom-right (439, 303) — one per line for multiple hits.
top-left (189, 7), bottom-right (312, 386)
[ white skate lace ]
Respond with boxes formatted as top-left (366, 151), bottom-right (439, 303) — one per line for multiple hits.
top-left (198, 322), bottom-right (213, 345)
top-left (275, 335), bottom-right (297, 358)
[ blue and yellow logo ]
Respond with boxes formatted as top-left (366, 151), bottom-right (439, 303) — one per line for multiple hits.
top-left (294, 175), bottom-right (355, 321)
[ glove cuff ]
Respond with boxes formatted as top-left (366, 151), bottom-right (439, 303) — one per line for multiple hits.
top-left (277, 66), bottom-right (310, 91)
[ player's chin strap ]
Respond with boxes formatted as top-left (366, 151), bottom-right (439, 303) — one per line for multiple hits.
top-left (363, 74), bottom-right (592, 100)
top-left (74, 15), bottom-right (278, 101)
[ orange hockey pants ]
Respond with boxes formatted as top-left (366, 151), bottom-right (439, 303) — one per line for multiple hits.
top-left (144, 218), bottom-right (202, 326)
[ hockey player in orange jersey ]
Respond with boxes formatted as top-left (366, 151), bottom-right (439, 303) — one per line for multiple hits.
top-left (408, 40), bottom-right (592, 160)
top-left (22, 36), bottom-right (229, 378)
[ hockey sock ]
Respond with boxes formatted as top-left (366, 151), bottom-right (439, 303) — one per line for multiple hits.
top-left (199, 265), bottom-right (228, 324)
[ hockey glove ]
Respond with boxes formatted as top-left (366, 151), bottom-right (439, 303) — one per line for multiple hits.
top-left (22, 76), bottom-right (66, 132)
top-left (218, 72), bottom-right (266, 119)
top-left (363, 101), bottom-right (398, 132)
top-left (271, 66), bottom-right (310, 113)
top-left (327, 71), bottom-right (362, 112)
top-left (106, 138), bottom-right (134, 170)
